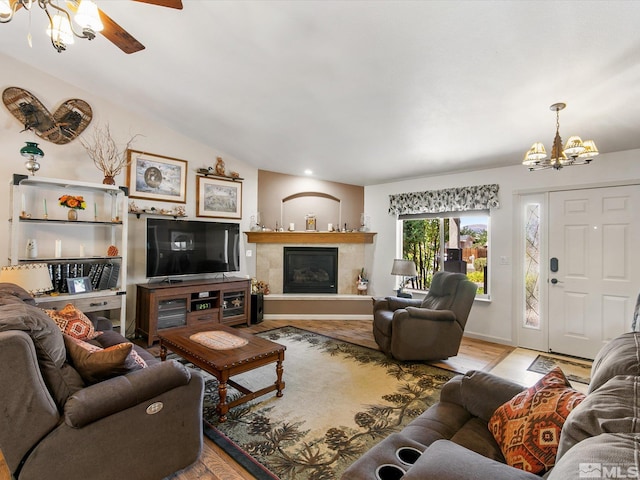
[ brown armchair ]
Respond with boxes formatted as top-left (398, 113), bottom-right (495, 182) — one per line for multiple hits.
top-left (373, 271), bottom-right (477, 361)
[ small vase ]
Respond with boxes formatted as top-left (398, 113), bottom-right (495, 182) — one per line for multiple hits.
top-left (103, 175), bottom-right (115, 185)
top-left (68, 209), bottom-right (78, 221)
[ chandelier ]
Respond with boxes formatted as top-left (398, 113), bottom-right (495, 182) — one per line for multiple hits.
top-left (0, 0), bottom-right (103, 53)
top-left (523, 102), bottom-right (599, 171)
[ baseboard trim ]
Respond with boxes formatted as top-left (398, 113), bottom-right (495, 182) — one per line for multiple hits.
top-left (463, 331), bottom-right (514, 346)
top-left (263, 314), bottom-right (373, 321)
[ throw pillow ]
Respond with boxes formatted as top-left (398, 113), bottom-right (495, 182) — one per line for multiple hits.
top-left (64, 335), bottom-right (134, 384)
top-left (488, 367), bottom-right (585, 475)
top-left (129, 348), bottom-right (148, 369)
top-left (44, 304), bottom-right (101, 340)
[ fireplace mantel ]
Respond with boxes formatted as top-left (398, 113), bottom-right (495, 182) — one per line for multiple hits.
top-left (245, 231), bottom-right (376, 244)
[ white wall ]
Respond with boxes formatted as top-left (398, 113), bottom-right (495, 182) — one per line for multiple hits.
top-left (0, 54), bottom-right (258, 332)
top-left (365, 150), bottom-right (640, 345)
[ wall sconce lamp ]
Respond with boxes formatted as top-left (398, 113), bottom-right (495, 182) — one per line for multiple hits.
top-left (20, 141), bottom-right (44, 175)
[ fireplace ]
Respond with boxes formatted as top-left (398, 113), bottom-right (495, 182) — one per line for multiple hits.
top-left (283, 247), bottom-right (338, 294)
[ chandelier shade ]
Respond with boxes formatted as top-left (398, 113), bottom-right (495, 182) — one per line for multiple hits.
top-left (523, 102), bottom-right (599, 171)
top-left (0, 0), bottom-right (103, 52)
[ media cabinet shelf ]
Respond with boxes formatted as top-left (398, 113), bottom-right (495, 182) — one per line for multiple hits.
top-left (135, 277), bottom-right (251, 346)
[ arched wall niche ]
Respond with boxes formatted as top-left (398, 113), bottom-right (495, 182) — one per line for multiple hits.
top-left (256, 170), bottom-right (364, 231)
top-left (281, 192), bottom-right (341, 231)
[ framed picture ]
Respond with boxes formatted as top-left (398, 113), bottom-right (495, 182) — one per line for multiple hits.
top-left (126, 150), bottom-right (188, 203)
top-left (67, 276), bottom-right (92, 294)
top-left (196, 176), bottom-right (242, 219)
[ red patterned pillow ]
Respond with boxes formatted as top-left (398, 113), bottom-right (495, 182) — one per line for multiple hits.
top-left (44, 304), bottom-right (101, 340)
top-left (488, 367), bottom-right (585, 474)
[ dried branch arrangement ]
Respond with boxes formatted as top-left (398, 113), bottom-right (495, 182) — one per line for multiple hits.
top-left (80, 123), bottom-right (140, 184)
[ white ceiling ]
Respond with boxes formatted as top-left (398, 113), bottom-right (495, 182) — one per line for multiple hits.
top-left (2, 0), bottom-right (640, 186)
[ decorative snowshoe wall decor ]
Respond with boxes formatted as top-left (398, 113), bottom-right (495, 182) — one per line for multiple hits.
top-left (2, 87), bottom-right (93, 145)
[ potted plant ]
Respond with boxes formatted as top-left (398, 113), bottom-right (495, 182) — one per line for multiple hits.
top-left (80, 123), bottom-right (139, 185)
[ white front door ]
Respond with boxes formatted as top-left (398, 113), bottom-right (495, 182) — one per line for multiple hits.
top-left (547, 185), bottom-right (640, 359)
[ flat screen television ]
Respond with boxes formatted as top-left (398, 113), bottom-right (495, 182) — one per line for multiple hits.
top-left (146, 218), bottom-right (240, 278)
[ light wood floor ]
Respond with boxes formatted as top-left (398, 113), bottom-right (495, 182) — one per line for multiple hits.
top-left (165, 319), bottom-right (517, 480)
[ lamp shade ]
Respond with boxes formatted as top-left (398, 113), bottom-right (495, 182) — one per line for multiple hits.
top-left (74, 0), bottom-right (104, 32)
top-left (0, 263), bottom-right (53, 295)
top-left (391, 259), bottom-right (417, 277)
top-left (20, 142), bottom-right (44, 159)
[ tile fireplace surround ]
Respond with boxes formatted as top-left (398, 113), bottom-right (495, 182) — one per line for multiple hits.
top-left (256, 243), bottom-right (366, 294)
top-left (248, 231), bottom-right (375, 295)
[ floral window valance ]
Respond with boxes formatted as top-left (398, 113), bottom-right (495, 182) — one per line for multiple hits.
top-left (388, 184), bottom-right (500, 216)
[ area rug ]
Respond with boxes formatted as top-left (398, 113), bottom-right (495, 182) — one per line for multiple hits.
top-left (527, 354), bottom-right (592, 385)
top-left (171, 326), bottom-right (456, 480)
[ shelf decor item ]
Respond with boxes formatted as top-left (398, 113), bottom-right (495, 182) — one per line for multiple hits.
top-left (0, 263), bottom-right (53, 296)
top-left (20, 141), bottom-right (45, 175)
top-left (80, 123), bottom-right (139, 185)
top-left (59, 194), bottom-right (86, 221)
top-left (126, 149), bottom-right (188, 203)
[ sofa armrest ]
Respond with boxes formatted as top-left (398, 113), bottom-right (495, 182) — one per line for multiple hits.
top-left (372, 297), bottom-right (390, 313)
top-left (439, 370), bottom-right (525, 421)
top-left (84, 312), bottom-right (113, 332)
top-left (64, 360), bottom-right (194, 428)
top-left (404, 306), bottom-right (456, 321)
top-left (402, 439), bottom-right (540, 480)
top-left (386, 296), bottom-right (423, 311)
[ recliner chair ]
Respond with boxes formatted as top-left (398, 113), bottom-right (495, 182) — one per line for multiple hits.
top-left (373, 271), bottom-right (477, 361)
top-left (0, 283), bottom-right (204, 480)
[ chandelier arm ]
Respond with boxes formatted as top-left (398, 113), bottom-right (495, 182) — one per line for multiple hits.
top-left (41, 4), bottom-right (63, 52)
top-left (0, 0), bottom-right (24, 23)
top-left (45, 1), bottom-right (90, 40)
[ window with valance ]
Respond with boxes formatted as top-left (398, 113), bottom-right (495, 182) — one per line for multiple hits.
top-left (389, 184), bottom-right (499, 298)
top-left (388, 184), bottom-right (500, 216)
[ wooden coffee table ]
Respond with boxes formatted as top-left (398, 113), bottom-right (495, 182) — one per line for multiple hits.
top-left (159, 324), bottom-right (285, 422)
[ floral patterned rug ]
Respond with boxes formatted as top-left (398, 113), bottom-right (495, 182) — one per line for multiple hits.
top-left (173, 326), bottom-right (456, 480)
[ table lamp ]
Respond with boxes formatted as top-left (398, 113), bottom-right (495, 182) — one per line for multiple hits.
top-left (391, 259), bottom-right (417, 297)
top-left (0, 263), bottom-right (53, 296)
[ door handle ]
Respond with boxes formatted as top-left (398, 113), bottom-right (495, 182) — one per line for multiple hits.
top-left (550, 278), bottom-right (564, 284)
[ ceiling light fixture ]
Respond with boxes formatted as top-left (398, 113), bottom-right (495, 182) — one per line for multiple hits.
top-left (0, 0), bottom-right (103, 53)
top-left (523, 102), bottom-right (599, 171)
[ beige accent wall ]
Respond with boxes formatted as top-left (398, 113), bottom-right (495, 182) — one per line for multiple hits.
top-left (257, 170), bottom-right (365, 232)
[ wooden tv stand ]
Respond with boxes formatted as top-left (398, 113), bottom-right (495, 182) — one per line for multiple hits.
top-left (135, 277), bottom-right (251, 346)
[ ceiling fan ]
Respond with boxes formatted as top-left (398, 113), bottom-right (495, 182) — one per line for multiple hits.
top-left (1, 0), bottom-right (183, 54)
top-left (95, 0), bottom-right (183, 54)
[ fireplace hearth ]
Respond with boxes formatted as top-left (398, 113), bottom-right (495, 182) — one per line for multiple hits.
top-left (283, 247), bottom-right (338, 294)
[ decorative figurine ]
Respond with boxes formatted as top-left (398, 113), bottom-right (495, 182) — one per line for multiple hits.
top-left (25, 239), bottom-right (38, 258)
top-left (215, 157), bottom-right (226, 176)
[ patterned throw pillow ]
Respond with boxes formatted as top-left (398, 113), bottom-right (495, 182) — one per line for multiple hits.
top-left (44, 303), bottom-right (101, 340)
top-left (488, 367), bottom-right (586, 474)
top-left (129, 348), bottom-right (148, 369)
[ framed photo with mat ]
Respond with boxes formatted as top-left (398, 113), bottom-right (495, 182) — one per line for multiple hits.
top-left (67, 276), bottom-right (92, 294)
top-left (196, 176), bottom-right (242, 219)
top-left (126, 149), bottom-right (188, 203)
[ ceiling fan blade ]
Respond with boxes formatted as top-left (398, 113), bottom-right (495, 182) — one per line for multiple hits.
top-left (98, 9), bottom-right (145, 54)
top-left (132, 0), bottom-right (183, 9)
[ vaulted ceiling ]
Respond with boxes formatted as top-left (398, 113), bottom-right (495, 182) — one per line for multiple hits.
top-left (2, 1), bottom-right (640, 185)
